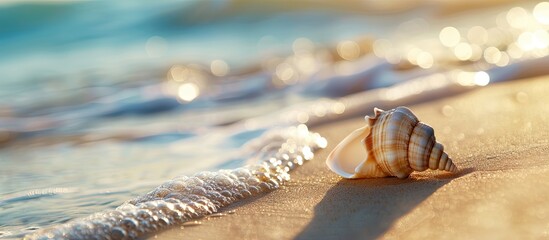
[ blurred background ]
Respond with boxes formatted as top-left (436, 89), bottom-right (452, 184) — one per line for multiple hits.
top-left (1, 0), bottom-right (548, 238)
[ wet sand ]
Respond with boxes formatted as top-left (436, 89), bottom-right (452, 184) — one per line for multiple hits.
top-left (155, 75), bottom-right (549, 239)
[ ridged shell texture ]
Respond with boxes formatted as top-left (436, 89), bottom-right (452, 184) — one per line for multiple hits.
top-left (326, 106), bottom-right (457, 179)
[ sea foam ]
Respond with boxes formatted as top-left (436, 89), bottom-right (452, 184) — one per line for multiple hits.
top-left (24, 125), bottom-right (326, 239)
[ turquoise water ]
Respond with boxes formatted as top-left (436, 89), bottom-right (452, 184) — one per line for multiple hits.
top-left (0, 0), bottom-right (547, 238)
top-left (0, 1), bottom-right (389, 237)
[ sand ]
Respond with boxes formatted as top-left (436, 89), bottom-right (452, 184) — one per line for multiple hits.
top-left (155, 75), bottom-right (549, 239)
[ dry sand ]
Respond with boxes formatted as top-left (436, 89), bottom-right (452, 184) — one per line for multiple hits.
top-left (155, 76), bottom-right (549, 239)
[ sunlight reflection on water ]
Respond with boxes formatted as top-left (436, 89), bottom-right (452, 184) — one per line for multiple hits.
top-left (1, 0), bottom-right (548, 238)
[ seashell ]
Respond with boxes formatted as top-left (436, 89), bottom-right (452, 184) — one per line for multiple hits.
top-left (326, 106), bottom-right (457, 179)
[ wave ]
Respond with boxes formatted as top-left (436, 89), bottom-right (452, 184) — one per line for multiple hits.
top-left (23, 125), bottom-right (326, 239)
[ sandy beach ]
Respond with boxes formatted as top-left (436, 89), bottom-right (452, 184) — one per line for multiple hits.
top-left (155, 75), bottom-right (549, 239)
top-left (5, 1), bottom-right (549, 239)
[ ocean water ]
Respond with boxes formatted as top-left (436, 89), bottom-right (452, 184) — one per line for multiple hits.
top-left (1, 0), bottom-right (548, 239)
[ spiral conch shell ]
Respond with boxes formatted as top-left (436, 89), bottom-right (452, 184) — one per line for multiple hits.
top-left (326, 106), bottom-right (457, 179)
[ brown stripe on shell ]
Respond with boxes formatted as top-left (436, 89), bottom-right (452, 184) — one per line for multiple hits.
top-left (445, 158), bottom-right (453, 171)
top-left (428, 143), bottom-right (444, 170)
top-left (438, 153), bottom-right (448, 170)
top-left (369, 107), bottom-right (416, 178)
top-left (408, 122), bottom-right (436, 171)
top-left (328, 106), bottom-right (458, 179)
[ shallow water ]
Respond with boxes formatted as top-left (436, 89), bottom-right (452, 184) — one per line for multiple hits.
top-left (0, 0), bottom-right (548, 239)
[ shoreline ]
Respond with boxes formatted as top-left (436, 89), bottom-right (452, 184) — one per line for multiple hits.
top-left (155, 75), bottom-right (549, 239)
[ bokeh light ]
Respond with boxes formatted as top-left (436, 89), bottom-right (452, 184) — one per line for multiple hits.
top-left (484, 47), bottom-right (502, 64)
top-left (439, 27), bottom-right (461, 47)
top-left (467, 26), bottom-right (488, 45)
top-left (533, 2), bottom-right (549, 24)
top-left (337, 40), bottom-right (361, 61)
top-left (506, 7), bottom-right (529, 29)
top-left (276, 63), bottom-right (297, 85)
top-left (177, 83), bottom-right (200, 102)
top-left (416, 51), bottom-right (434, 69)
top-left (474, 71), bottom-right (490, 86)
top-left (210, 60), bottom-right (230, 77)
top-left (454, 43), bottom-right (473, 61)
top-left (456, 71), bottom-right (490, 86)
top-left (4, 1), bottom-right (549, 238)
